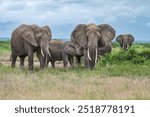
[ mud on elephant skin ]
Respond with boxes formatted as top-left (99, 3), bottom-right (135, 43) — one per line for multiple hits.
top-left (116, 34), bottom-right (135, 50)
top-left (10, 24), bottom-right (52, 70)
top-left (71, 23), bottom-right (116, 69)
top-left (47, 40), bottom-right (76, 68)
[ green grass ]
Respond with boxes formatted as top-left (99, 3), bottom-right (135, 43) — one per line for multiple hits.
top-left (0, 41), bottom-right (10, 53)
top-left (0, 41), bottom-right (150, 99)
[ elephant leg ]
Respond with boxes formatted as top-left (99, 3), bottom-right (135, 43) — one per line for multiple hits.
top-left (47, 60), bottom-right (49, 67)
top-left (20, 56), bottom-right (25, 69)
top-left (28, 51), bottom-right (34, 70)
top-left (37, 50), bottom-right (45, 69)
top-left (63, 55), bottom-right (68, 68)
top-left (51, 61), bottom-right (55, 68)
top-left (76, 56), bottom-right (81, 67)
top-left (68, 56), bottom-right (74, 67)
top-left (11, 53), bottom-right (17, 68)
top-left (84, 49), bottom-right (90, 69)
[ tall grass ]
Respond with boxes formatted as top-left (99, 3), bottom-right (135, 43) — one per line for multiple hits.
top-left (0, 41), bottom-right (150, 99)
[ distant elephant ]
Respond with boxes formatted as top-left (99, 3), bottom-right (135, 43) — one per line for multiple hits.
top-left (71, 23), bottom-right (116, 69)
top-left (10, 24), bottom-right (52, 70)
top-left (47, 40), bottom-right (75, 68)
top-left (116, 34), bottom-right (135, 50)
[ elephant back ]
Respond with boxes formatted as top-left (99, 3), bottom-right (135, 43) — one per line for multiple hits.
top-left (49, 40), bottom-right (65, 50)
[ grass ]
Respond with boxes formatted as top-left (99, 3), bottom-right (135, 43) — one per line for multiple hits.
top-left (0, 41), bottom-right (150, 99)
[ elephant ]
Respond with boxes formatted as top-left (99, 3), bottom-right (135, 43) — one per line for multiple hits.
top-left (63, 42), bottom-right (83, 67)
top-left (47, 40), bottom-right (76, 68)
top-left (71, 23), bottom-right (116, 69)
top-left (10, 24), bottom-right (52, 70)
top-left (116, 34), bottom-right (135, 50)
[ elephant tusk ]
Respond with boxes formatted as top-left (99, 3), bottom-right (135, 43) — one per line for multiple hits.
top-left (41, 48), bottom-right (44, 57)
top-left (127, 44), bottom-right (129, 49)
top-left (87, 48), bottom-right (92, 61)
top-left (95, 48), bottom-right (98, 64)
top-left (122, 43), bottom-right (124, 49)
top-left (48, 49), bottom-right (51, 57)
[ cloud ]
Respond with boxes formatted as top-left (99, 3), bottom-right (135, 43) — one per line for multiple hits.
top-left (0, 0), bottom-right (150, 41)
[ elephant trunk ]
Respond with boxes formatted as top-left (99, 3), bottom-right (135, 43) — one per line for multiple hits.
top-left (41, 44), bottom-right (51, 68)
top-left (88, 46), bottom-right (98, 69)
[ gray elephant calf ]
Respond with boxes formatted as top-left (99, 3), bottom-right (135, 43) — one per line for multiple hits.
top-left (64, 42), bottom-right (83, 67)
top-left (116, 34), bottom-right (135, 50)
top-left (48, 40), bottom-right (77, 68)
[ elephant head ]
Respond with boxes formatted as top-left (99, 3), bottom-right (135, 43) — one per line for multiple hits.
top-left (71, 23), bottom-right (101, 69)
top-left (21, 24), bottom-right (52, 67)
top-left (97, 24), bottom-right (116, 55)
top-left (116, 34), bottom-right (134, 50)
top-left (64, 42), bottom-right (77, 56)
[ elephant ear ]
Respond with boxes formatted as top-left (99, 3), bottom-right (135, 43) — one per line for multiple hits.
top-left (71, 24), bottom-right (87, 48)
top-left (128, 34), bottom-right (135, 43)
top-left (64, 43), bottom-right (76, 55)
top-left (42, 25), bottom-right (52, 40)
top-left (116, 35), bottom-right (123, 42)
top-left (97, 24), bottom-right (116, 41)
top-left (22, 25), bottom-right (38, 47)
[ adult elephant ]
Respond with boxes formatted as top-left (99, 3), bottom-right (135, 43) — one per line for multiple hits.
top-left (10, 24), bottom-right (52, 70)
top-left (116, 34), bottom-right (135, 50)
top-left (71, 23), bottom-right (116, 69)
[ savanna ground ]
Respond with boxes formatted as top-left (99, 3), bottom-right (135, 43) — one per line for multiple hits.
top-left (0, 40), bottom-right (150, 100)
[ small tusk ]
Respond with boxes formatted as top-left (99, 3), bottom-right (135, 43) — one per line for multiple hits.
top-left (41, 48), bottom-right (44, 57)
top-left (127, 44), bottom-right (129, 49)
top-left (122, 43), bottom-right (124, 49)
top-left (87, 48), bottom-right (92, 61)
top-left (95, 48), bottom-right (98, 64)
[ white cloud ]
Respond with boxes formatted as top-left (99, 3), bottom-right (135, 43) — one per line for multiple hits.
top-left (1, 0), bottom-right (150, 39)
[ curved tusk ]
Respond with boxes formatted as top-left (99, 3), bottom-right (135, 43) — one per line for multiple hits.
top-left (41, 48), bottom-right (44, 57)
top-left (95, 48), bottom-right (98, 64)
top-left (87, 48), bottom-right (92, 61)
top-left (47, 49), bottom-right (51, 57)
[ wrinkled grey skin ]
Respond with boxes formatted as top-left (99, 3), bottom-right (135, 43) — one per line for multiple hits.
top-left (47, 40), bottom-right (75, 68)
top-left (116, 34), bottom-right (135, 50)
top-left (71, 23), bottom-right (116, 69)
top-left (64, 42), bottom-right (83, 67)
top-left (97, 24), bottom-right (116, 55)
top-left (10, 24), bottom-right (52, 70)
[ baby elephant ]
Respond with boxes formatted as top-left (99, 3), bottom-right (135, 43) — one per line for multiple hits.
top-left (47, 40), bottom-right (75, 68)
top-left (64, 42), bottom-right (83, 67)
top-left (116, 34), bottom-right (135, 50)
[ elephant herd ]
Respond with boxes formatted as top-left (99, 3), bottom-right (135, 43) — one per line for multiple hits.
top-left (10, 23), bottom-right (135, 70)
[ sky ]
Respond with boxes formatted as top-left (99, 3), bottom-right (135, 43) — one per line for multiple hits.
top-left (0, 0), bottom-right (150, 42)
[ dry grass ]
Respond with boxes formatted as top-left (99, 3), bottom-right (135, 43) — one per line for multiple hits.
top-left (0, 41), bottom-right (150, 100)
top-left (0, 71), bottom-right (150, 100)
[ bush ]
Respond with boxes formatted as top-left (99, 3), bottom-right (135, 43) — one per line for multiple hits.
top-left (99, 48), bottom-right (150, 65)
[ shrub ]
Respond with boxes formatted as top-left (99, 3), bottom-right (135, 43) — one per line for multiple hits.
top-left (99, 48), bottom-right (150, 65)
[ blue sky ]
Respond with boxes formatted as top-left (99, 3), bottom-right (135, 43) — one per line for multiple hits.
top-left (0, 0), bottom-right (150, 42)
